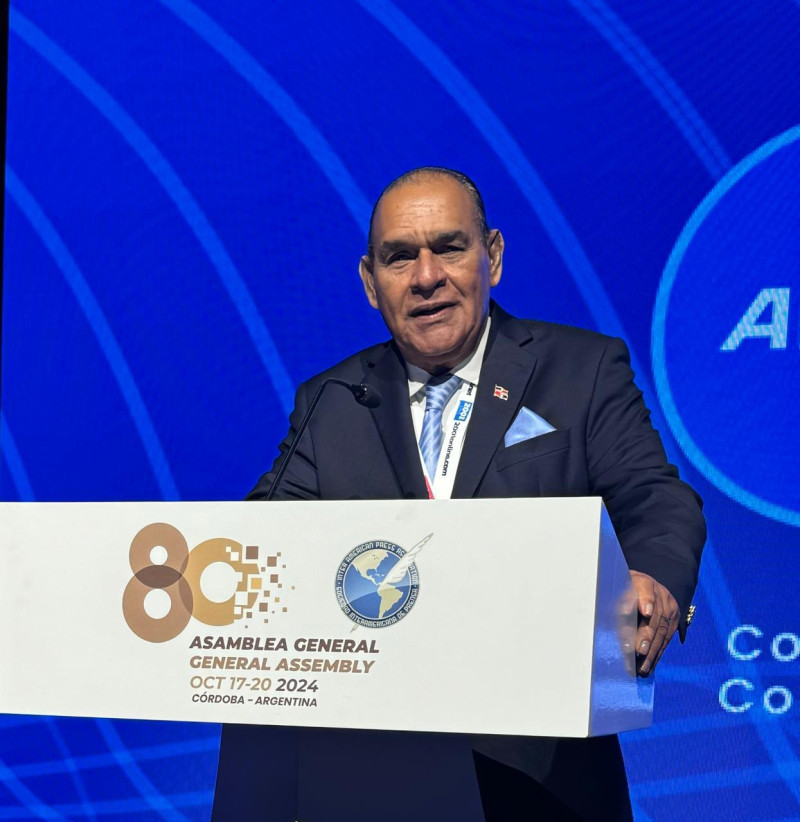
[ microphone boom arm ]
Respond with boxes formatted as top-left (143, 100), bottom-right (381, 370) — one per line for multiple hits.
top-left (265, 378), bottom-right (380, 501)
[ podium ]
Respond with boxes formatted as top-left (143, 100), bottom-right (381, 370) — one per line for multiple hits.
top-left (0, 498), bottom-right (653, 822)
top-left (0, 498), bottom-right (652, 820)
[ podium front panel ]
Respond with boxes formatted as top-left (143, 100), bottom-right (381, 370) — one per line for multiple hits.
top-left (0, 498), bottom-right (652, 736)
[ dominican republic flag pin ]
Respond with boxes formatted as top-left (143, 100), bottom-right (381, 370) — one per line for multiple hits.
top-left (493, 385), bottom-right (509, 401)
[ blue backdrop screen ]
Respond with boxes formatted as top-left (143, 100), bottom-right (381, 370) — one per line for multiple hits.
top-left (3, 2), bottom-right (800, 819)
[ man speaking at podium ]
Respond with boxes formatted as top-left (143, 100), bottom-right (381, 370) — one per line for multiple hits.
top-left (214, 168), bottom-right (705, 821)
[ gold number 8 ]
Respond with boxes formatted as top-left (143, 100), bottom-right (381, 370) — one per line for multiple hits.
top-left (122, 523), bottom-right (193, 643)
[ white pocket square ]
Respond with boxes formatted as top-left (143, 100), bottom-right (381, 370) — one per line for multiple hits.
top-left (504, 407), bottom-right (556, 447)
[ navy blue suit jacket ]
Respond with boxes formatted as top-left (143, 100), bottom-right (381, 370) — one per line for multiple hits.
top-left (250, 302), bottom-right (704, 623)
top-left (215, 303), bottom-right (705, 821)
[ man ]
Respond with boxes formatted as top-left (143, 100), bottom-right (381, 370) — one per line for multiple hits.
top-left (214, 167), bottom-right (705, 821)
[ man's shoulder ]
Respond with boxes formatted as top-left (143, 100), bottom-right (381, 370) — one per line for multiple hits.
top-left (498, 307), bottom-right (624, 354)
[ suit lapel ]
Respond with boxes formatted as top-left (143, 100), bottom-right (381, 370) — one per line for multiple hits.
top-left (363, 343), bottom-right (429, 500)
top-left (452, 308), bottom-right (538, 498)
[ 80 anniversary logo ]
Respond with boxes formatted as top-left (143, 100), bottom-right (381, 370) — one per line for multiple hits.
top-left (122, 522), bottom-right (286, 643)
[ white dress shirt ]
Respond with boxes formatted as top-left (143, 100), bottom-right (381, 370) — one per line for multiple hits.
top-left (406, 316), bottom-right (491, 499)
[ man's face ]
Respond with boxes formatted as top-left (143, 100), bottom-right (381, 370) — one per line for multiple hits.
top-left (359, 175), bottom-right (504, 373)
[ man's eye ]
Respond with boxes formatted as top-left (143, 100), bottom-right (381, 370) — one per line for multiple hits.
top-left (437, 245), bottom-right (463, 255)
top-left (386, 251), bottom-right (413, 264)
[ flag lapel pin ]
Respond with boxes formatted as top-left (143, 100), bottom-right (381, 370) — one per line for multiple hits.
top-left (493, 385), bottom-right (509, 401)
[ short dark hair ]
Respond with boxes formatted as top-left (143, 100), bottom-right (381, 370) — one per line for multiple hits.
top-left (367, 166), bottom-right (490, 259)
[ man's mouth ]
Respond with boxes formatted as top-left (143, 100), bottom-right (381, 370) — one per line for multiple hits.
top-left (409, 302), bottom-right (456, 319)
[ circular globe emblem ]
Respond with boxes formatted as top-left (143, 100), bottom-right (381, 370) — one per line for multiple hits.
top-left (335, 540), bottom-right (420, 628)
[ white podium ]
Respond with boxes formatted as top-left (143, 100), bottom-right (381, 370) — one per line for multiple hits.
top-left (0, 498), bottom-right (652, 737)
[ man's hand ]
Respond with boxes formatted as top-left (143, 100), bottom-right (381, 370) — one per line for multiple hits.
top-left (628, 571), bottom-right (680, 676)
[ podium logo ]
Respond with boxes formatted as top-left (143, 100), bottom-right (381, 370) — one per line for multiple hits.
top-left (122, 522), bottom-right (289, 643)
top-left (335, 535), bottom-right (430, 629)
top-left (653, 126), bottom-right (800, 526)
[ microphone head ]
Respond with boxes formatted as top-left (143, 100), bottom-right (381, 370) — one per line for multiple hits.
top-left (351, 383), bottom-right (382, 408)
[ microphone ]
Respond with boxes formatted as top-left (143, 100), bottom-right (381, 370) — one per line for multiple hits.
top-left (350, 382), bottom-right (382, 408)
top-left (265, 378), bottom-right (382, 500)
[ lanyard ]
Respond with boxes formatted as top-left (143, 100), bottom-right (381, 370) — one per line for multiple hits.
top-left (422, 381), bottom-right (476, 500)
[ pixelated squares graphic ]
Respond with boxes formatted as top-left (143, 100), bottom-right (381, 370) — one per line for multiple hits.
top-left (233, 548), bottom-right (292, 625)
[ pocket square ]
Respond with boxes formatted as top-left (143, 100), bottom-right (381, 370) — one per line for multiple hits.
top-left (504, 407), bottom-right (556, 447)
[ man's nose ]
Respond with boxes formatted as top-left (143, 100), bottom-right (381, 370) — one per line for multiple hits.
top-left (411, 249), bottom-right (445, 292)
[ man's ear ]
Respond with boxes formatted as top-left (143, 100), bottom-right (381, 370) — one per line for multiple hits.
top-left (359, 255), bottom-right (380, 310)
top-left (487, 229), bottom-right (504, 288)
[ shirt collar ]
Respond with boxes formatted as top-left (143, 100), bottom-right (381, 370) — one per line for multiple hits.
top-left (406, 315), bottom-right (492, 399)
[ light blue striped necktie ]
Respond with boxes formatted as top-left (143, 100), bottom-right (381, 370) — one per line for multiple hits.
top-left (420, 374), bottom-right (461, 480)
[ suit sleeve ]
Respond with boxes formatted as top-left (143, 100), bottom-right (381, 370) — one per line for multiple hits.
top-left (586, 337), bottom-right (705, 631)
top-left (247, 381), bottom-right (321, 500)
